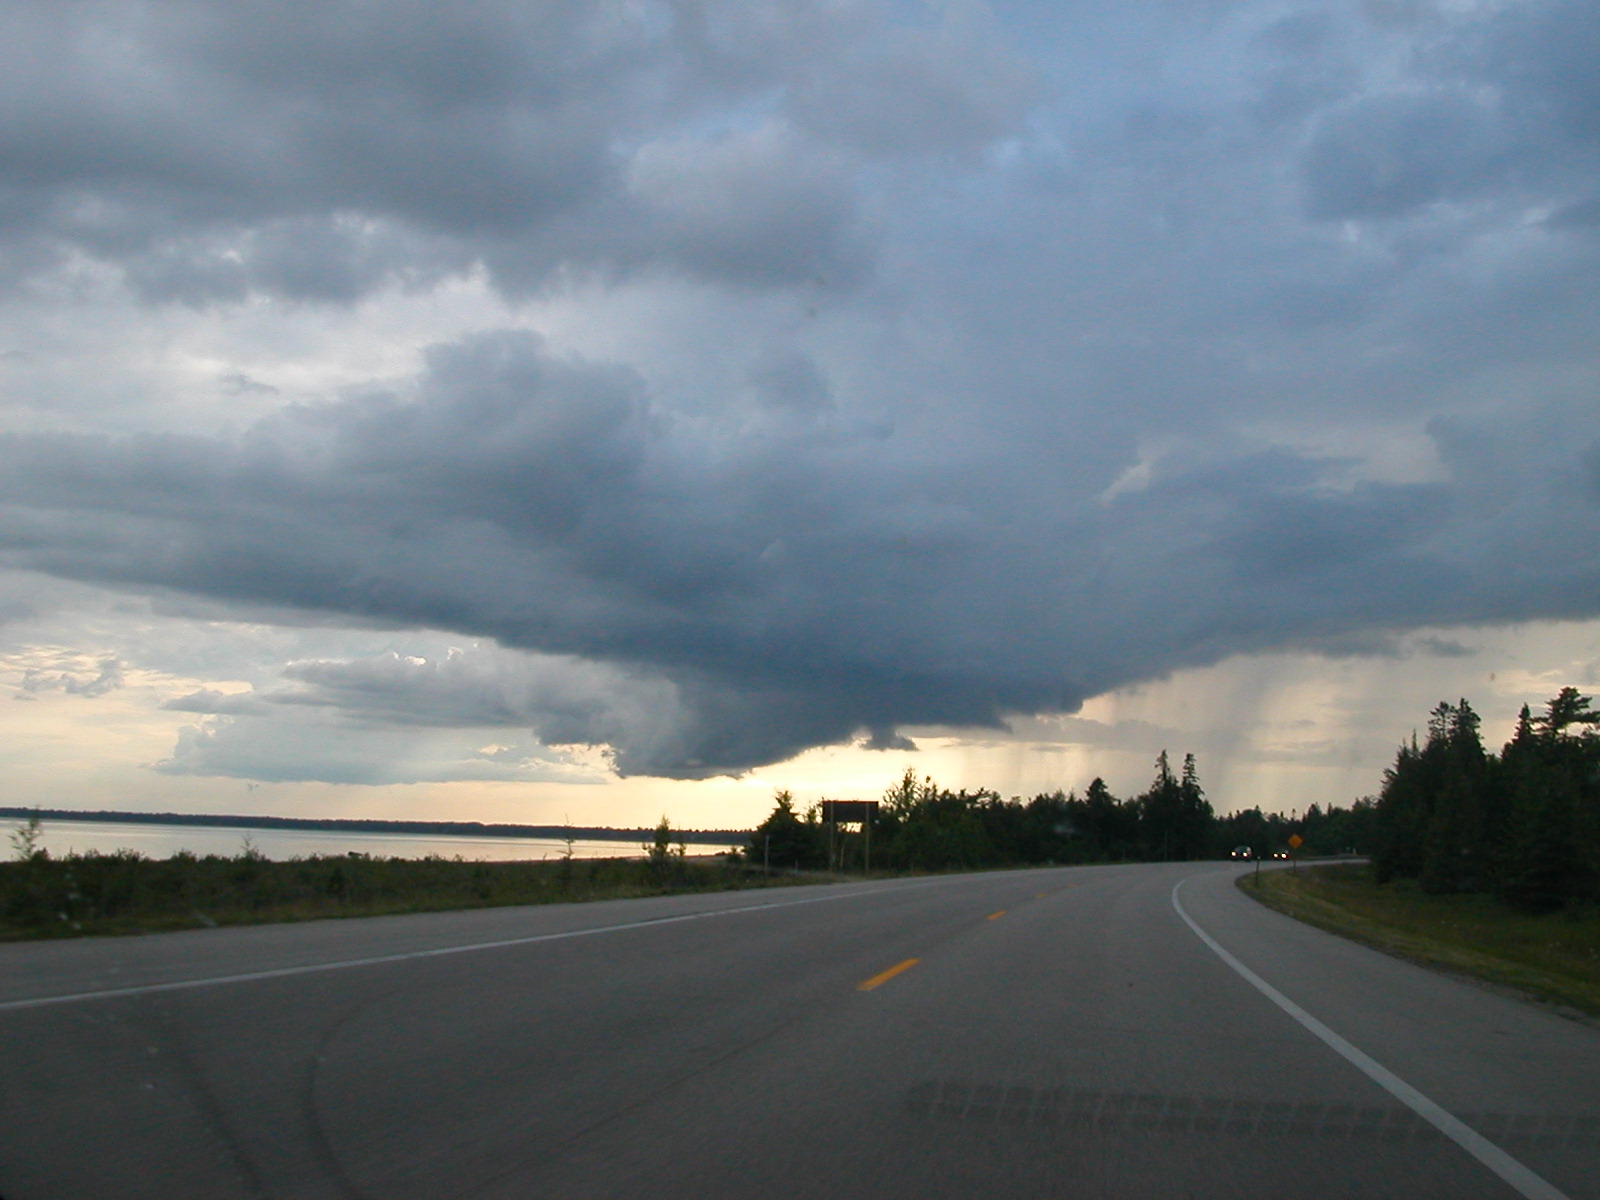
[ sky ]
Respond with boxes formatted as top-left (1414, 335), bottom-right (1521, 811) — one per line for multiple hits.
top-left (1, 0), bottom-right (1597, 832)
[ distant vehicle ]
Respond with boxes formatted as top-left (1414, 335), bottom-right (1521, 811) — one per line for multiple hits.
top-left (1229, 845), bottom-right (1252, 860)
top-left (1272, 851), bottom-right (1289, 859)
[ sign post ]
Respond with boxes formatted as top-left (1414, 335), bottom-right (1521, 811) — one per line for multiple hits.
top-left (819, 801), bottom-right (879, 874)
top-left (1287, 832), bottom-right (1303, 873)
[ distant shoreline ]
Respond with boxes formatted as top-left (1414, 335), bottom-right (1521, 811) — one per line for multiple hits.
top-left (0, 807), bottom-right (750, 846)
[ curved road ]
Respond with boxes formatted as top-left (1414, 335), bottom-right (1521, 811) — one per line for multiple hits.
top-left (1, 863), bottom-right (1595, 1199)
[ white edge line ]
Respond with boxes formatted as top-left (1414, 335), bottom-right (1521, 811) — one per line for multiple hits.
top-left (1172, 877), bottom-right (1570, 1200)
top-left (1, 873), bottom-right (979, 1014)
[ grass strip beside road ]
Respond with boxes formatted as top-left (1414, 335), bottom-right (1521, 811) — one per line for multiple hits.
top-left (0, 852), bottom-right (824, 941)
top-left (1240, 864), bottom-right (1600, 1017)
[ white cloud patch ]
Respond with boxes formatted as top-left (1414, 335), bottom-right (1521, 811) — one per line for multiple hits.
top-left (157, 643), bottom-right (693, 783)
top-left (157, 713), bottom-right (607, 786)
top-left (17, 653), bottom-right (125, 699)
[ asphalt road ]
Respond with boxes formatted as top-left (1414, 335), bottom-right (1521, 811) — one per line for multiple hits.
top-left (2, 862), bottom-right (1596, 1199)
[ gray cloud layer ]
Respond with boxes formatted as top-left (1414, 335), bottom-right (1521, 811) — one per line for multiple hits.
top-left (6, 326), bottom-right (1597, 775)
top-left (0, 0), bottom-right (1031, 299)
top-left (1, 0), bottom-right (1597, 778)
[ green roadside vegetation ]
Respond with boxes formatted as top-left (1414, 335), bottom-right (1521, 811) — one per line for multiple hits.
top-left (0, 817), bottom-right (817, 941)
top-left (1240, 863), bottom-right (1600, 1017)
top-left (1241, 686), bottom-right (1600, 1017)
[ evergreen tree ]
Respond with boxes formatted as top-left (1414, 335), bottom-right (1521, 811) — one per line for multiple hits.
top-left (1374, 733), bottom-right (1430, 882)
top-left (748, 790), bottom-right (827, 870)
top-left (1419, 699), bottom-right (1489, 894)
top-left (1138, 751), bottom-right (1199, 860)
top-left (1533, 687), bottom-right (1600, 740)
top-left (1076, 777), bottom-right (1138, 860)
top-left (1498, 690), bottom-right (1600, 909)
top-left (1374, 688), bottom-right (1599, 908)
top-left (1177, 753), bottom-right (1214, 858)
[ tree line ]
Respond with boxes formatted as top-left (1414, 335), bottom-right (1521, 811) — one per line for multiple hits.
top-left (1373, 687), bottom-right (1600, 911)
top-left (748, 751), bottom-right (1375, 872)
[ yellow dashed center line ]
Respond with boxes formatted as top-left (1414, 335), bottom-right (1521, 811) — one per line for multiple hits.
top-left (857, 958), bottom-right (920, 991)
top-left (987, 910), bottom-right (1007, 920)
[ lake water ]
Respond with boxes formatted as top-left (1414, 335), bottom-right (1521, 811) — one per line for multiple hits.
top-left (15, 819), bottom-right (745, 863)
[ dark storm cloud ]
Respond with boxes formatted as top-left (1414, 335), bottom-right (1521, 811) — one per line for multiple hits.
top-left (0, 0), bottom-right (1031, 299)
top-left (1, 0), bottom-right (1598, 780)
top-left (1481, 0), bottom-right (1600, 144)
top-left (1412, 637), bottom-right (1475, 660)
top-left (4, 323), bottom-right (1599, 776)
top-left (1291, 0), bottom-right (1600, 224)
top-left (1298, 88), bottom-right (1509, 219)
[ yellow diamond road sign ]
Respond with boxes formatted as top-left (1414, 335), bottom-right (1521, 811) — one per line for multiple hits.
top-left (1287, 834), bottom-right (1303, 849)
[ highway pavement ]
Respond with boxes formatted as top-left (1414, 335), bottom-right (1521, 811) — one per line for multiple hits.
top-left (1, 861), bottom-right (1596, 1199)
